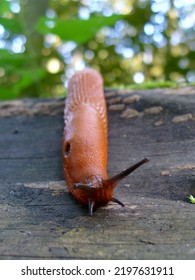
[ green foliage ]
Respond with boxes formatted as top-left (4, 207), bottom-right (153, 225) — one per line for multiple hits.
top-left (188, 195), bottom-right (195, 204)
top-left (0, 49), bottom-right (46, 99)
top-left (0, 49), bottom-right (27, 66)
top-left (13, 68), bottom-right (46, 95)
top-left (115, 80), bottom-right (178, 90)
top-left (0, 18), bottom-right (22, 33)
top-left (0, 0), bottom-right (195, 100)
top-left (0, 0), bottom-right (122, 100)
top-left (0, 1), bottom-right (10, 15)
top-left (37, 14), bottom-right (123, 44)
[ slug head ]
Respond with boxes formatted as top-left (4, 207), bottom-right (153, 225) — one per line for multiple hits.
top-left (74, 157), bottom-right (149, 215)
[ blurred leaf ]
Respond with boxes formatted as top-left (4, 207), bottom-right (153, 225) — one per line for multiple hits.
top-left (0, 87), bottom-right (19, 100)
top-left (0, 49), bottom-right (28, 67)
top-left (0, 17), bottom-right (23, 33)
top-left (13, 68), bottom-right (47, 94)
top-left (0, 68), bottom-right (47, 100)
top-left (0, 0), bottom-right (194, 99)
top-left (36, 14), bottom-right (123, 43)
top-left (0, 0), bottom-right (10, 15)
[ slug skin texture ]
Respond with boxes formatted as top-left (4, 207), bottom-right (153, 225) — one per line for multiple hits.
top-left (62, 68), bottom-right (149, 215)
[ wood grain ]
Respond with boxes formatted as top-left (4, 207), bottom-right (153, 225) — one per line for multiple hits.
top-left (0, 86), bottom-right (195, 259)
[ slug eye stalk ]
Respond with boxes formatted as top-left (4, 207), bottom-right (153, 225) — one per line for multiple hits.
top-left (111, 197), bottom-right (125, 207)
top-left (73, 158), bottom-right (149, 215)
top-left (104, 157), bottom-right (150, 187)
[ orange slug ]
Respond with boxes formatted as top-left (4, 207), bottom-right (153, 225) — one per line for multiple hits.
top-left (62, 68), bottom-right (149, 215)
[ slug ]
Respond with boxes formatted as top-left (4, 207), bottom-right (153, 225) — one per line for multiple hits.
top-left (62, 68), bottom-right (149, 215)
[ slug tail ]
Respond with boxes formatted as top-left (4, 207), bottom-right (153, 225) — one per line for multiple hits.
top-left (66, 68), bottom-right (105, 109)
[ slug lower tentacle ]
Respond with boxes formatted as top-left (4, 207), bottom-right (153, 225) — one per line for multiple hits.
top-left (62, 68), bottom-right (149, 215)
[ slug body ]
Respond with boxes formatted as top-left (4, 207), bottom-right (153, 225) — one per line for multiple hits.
top-left (62, 68), bottom-right (149, 215)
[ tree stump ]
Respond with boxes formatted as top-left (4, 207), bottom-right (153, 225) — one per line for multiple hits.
top-left (0, 86), bottom-right (195, 259)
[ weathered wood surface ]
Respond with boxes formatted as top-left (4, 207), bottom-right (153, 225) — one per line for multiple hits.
top-left (0, 86), bottom-right (195, 259)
